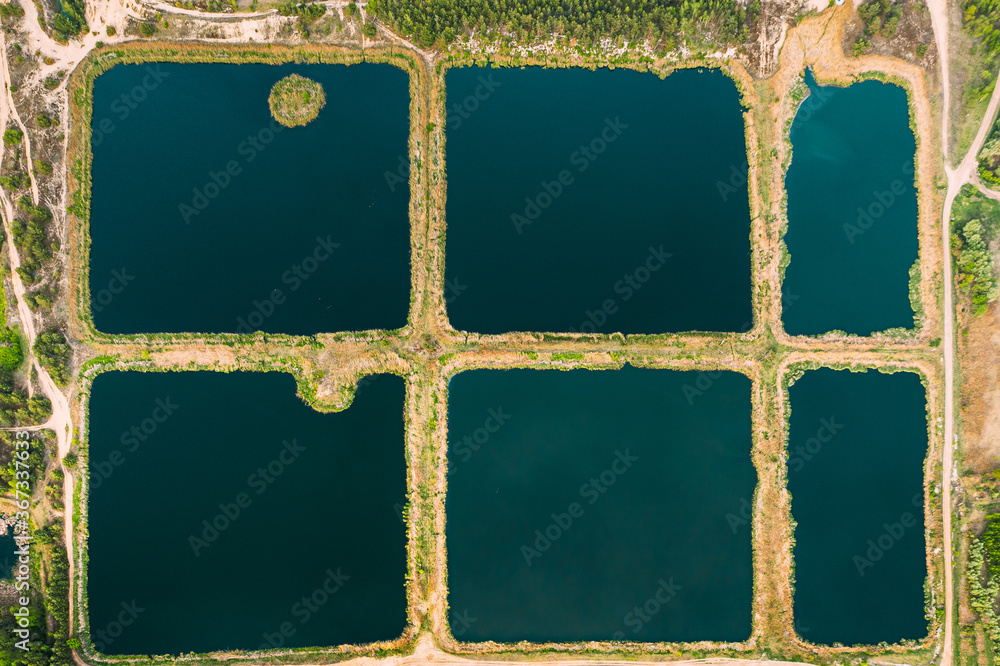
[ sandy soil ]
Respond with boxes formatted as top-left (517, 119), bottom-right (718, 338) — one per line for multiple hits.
top-left (0, 21), bottom-right (78, 654)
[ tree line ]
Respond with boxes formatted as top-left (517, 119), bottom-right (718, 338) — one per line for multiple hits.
top-left (367, 0), bottom-right (761, 51)
top-left (951, 184), bottom-right (1000, 317)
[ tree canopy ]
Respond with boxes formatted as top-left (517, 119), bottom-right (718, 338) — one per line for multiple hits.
top-left (367, 0), bottom-right (760, 50)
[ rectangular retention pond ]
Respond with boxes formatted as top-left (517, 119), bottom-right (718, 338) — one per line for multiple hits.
top-left (444, 66), bottom-right (753, 335)
top-left (87, 372), bottom-right (407, 655)
top-left (446, 365), bottom-right (755, 642)
top-left (89, 63), bottom-right (411, 335)
top-left (787, 367), bottom-right (927, 645)
top-left (782, 70), bottom-right (918, 336)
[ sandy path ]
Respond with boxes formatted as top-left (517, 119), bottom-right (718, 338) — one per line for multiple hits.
top-left (0, 29), bottom-right (40, 205)
top-left (926, 0), bottom-right (950, 159)
top-left (927, 0), bottom-right (1000, 654)
top-left (0, 6), bottom-right (78, 646)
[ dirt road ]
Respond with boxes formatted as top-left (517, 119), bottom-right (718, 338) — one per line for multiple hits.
top-left (0, 9), bottom-right (78, 645)
top-left (925, 0), bottom-right (1000, 659)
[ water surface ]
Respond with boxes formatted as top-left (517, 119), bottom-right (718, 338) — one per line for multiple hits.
top-left (88, 371), bottom-right (407, 654)
top-left (783, 70), bottom-right (918, 335)
top-left (90, 63), bottom-right (411, 334)
top-left (446, 366), bottom-right (755, 642)
top-left (445, 66), bottom-right (753, 334)
top-left (788, 368), bottom-right (927, 644)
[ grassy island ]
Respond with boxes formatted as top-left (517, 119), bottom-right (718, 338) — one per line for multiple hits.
top-left (268, 73), bottom-right (326, 127)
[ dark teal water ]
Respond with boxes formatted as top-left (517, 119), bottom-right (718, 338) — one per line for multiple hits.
top-left (0, 532), bottom-right (15, 579)
top-left (446, 366), bottom-right (755, 642)
top-left (788, 368), bottom-right (927, 645)
top-left (444, 66), bottom-right (752, 334)
top-left (88, 372), bottom-right (407, 654)
top-left (90, 63), bottom-right (411, 335)
top-left (783, 70), bottom-right (918, 335)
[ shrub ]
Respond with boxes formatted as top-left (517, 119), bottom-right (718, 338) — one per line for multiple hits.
top-left (12, 197), bottom-right (53, 285)
top-left (106, 24), bottom-right (115, 35)
top-left (26, 290), bottom-right (53, 310)
top-left (857, 0), bottom-right (901, 37)
top-left (362, 21), bottom-right (377, 36)
top-left (51, 0), bottom-right (86, 41)
top-left (33, 159), bottom-right (51, 175)
top-left (35, 113), bottom-right (52, 128)
top-left (277, 1), bottom-right (325, 23)
top-left (2, 128), bottom-right (22, 146)
top-left (33, 331), bottom-right (70, 387)
top-left (0, 171), bottom-right (29, 190)
top-left (0, 2), bottom-right (23, 18)
top-left (139, 21), bottom-right (157, 36)
top-left (0, 328), bottom-right (22, 370)
top-left (953, 218), bottom-right (1000, 315)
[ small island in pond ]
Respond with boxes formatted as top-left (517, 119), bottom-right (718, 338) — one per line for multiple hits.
top-left (268, 74), bottom-right (326, 127)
